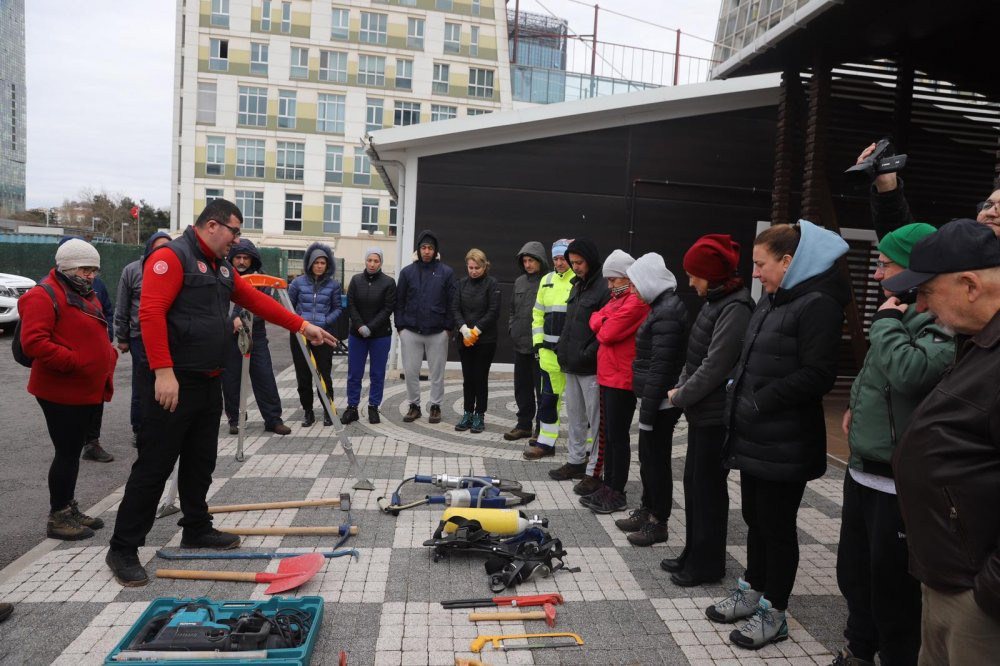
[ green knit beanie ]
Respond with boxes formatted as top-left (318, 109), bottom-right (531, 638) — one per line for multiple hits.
top-left (878, 223), bottom-right (938, 268)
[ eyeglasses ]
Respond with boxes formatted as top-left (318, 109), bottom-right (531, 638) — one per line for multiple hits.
top-left (977, 200), bottom-right (1000, 214)
top-left (218, 221), bottom-right (241, 238)
top-left (875, 259), bottom-right (896, 270)
top-left (76, 267), bottom-right (100, 276)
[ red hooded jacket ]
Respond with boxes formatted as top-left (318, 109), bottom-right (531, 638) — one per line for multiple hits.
top-left (18, 270), bottom-right (117, 405)
top-left (589, 290), bottom-right (649, 390)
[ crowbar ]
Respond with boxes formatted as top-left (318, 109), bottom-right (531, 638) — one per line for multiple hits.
top-left (469, 632), bottom-right (584, 653)
top-left (218, 525), bottom-right (358, 536)
top-left (156, 547), bottom-right (359, 561)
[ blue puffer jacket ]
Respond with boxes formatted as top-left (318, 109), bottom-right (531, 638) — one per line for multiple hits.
top-left (394, 230), bottom-right (456, 334)
top-left (288, 242), bottom-right (342, 333)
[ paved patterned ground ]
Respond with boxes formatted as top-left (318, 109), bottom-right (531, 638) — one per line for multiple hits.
top-left (0, 361), bottom-right (848, 665)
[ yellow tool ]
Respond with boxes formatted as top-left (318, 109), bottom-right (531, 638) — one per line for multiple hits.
top-left (469, 632), bottom-right (584, 653)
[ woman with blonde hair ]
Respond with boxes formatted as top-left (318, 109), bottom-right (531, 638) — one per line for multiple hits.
top-left (451, 248), bottom-right (501, 433)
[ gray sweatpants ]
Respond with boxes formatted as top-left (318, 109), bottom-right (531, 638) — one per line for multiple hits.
top-left (564, 372), bottom-right (600, 467)
top-left (399, 329), bottom-right (449, 408)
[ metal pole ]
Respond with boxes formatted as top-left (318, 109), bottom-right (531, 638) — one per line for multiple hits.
top-left (591, 5), bottom-right (599, 77)
top-left (121, 220), bottom-right (125, 244)
top-left (512, 0), bottom-right (519, 64)
top-left (673, 29), bottom-right (681, 85)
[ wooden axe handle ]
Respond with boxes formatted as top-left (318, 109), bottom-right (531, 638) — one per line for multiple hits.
top-left (468, 610), bottom-right (545, 622)
top-left (156, 569), bottom-right (259, 583)
top-left (218, 526), bottom-right (359, 536)
top-left (208, 498), bottom-right (341, 513)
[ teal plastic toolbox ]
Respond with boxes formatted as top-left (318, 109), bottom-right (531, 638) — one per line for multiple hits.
top-left (103, 596), bottom-right (324, 665)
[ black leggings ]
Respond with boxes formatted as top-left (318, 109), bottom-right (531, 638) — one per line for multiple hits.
top-left (290, 332), bottom-right (334, 414)
top-left (37, 398), bottom-right (100, 512)
top-left (458, 342), bottom-right (496, 414)
top-left (601, 386), bottom-right (637, 492)
top-left (741, 470), bottom-right (806, 610)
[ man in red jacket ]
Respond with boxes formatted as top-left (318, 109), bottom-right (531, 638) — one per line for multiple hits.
top-left (106, 199), bottom-right (337, 587)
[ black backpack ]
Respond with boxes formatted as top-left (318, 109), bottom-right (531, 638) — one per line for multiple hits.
top-left (12, 283), bottom-right (59, 368)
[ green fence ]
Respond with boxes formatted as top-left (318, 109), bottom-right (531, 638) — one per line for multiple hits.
top-left (0, 242), bottom-right (288, 307)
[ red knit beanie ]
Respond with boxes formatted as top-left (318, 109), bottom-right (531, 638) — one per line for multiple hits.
top-left (683, 234), bottom-right (741, 284)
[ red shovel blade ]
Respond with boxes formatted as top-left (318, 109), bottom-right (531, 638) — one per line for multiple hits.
top-left (256, 552), bottom-right (325, 594)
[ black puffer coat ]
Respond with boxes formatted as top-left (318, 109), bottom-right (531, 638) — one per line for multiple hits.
top-left (556, 239), bottom-right (609, 375)
top-left (452, 275), bottom-right (501, 344)
top-left (725, 266), bottom-right (850, 482)
top-left (631, 289), bottom-right (688, 427)
top-left (346, 269), bottom-right (396, 338)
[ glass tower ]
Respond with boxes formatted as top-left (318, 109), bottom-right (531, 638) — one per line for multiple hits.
top-left (0, 0), bottom-right (26, 215)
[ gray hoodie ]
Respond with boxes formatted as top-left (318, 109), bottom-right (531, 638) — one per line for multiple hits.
top-left (114, 231), bottom-right (172, 342)
top-left (627, 252), bottom-right (677, 304)
top-left (508, 241), bottom-right (549, 354)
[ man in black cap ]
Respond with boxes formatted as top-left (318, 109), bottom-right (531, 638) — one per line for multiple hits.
top-left (882, 218), bottom-right (1000, 663)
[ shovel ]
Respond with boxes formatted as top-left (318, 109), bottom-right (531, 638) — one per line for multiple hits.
top-left (156, 552), bottom-right (324, 594)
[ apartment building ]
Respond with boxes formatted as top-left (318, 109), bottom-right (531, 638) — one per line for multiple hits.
top-left (171, 0), bottom-right (513, 269)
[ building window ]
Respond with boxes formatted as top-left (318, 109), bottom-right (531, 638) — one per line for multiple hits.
top-left (278, 90), bottom-right (297, 129)
top-left (206, 136), bottom-right (226, 175)
top-left (471, 0), bottom-right (480, 16)
top-left (209, 38), bottom-right (229, 71)
top-left (276, 141), bottom-right (305, 181)
top-left (407, 17), bottom-right (424, 49)
top-left (468, 68), bottom-right (494, 98)
top-left (359, 12), bottom-right (388, 45)
top-left (470, 26), bottom-right (479, 57)
top-left (389, 201), bottom-right (397, 236)
top-left (317, 93), bottom-right (346, 133)
top-left (197, 82), bottom-right (217, 124)
top-left (236, 190), bottom-right (264, 230)
top-left (361, 197), bottom-right (379, 233)
top-left (325, 145), bottom-right (343, 183)
top-left (353, 147), bottom-right (371, 186)
top-left (238, 86), bottom-right (268, 126)
top-left (444, 23), bottom-right (460, 54)
top-left (330, 7), bottom-right (349, 40)
top-left (211, 0), bottom-right (230, 27)
top-left (436, 0), bottom-right (453, 10)
top-left (284, 194), bottom-right (303, 232)
top-left (357, 54), bottom-right (385, 86)
top-left (250, 43), bottom-right (268, 75)
top-left (261, 0), bottom-right (271, 30)
top-left (395, 58), bottom-right (412, 90)
top-left (323, 196), bottom-right (341, 234)
top-left (432, 63), bottom-right (449, 94)
top-left (280, 1), bottom-right (291, 33)
top-left (236, 138), bottom-right (266, 178)
top-left (394, 101), bottom-right (420, 126)
top-left (319, 50), bottom-right (347, 82)
top-left (431, 104), bottom-right (456, 121)
top-left (206, 187), bottom-right (224, 203)
top-left (366, 97), bottom-right (383, 132)
top-left (290, 47), bottom-right (309, 79)
top-left (467, 107), bottom-right (491, 115)
top-left (400, 0), bottom-right (416, 5)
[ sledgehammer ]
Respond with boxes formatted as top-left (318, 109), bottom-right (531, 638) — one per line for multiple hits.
top-left (468, 602), bottom-right (557, 627)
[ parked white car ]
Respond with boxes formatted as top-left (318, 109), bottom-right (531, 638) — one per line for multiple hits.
top-left (0, 272), bottom-right (37, 328)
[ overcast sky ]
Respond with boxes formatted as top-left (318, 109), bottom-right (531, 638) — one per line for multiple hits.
top-left (24, 1), bottom-right (720, 210)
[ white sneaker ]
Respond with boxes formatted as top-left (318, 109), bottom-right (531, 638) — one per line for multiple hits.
top-left (729, 597), bottom-right (789, 649)
top-left (705, 577), bottom-right (763, 623)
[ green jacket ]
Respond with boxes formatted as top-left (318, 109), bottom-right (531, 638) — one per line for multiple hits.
top-left (847, 307), bottom-right (954, 475)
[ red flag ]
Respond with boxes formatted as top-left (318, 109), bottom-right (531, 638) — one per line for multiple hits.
top-left (130, 206), bottom-right (139, 220)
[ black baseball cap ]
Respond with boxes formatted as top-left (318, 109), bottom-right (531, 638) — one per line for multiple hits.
top-left (882, 218), bottom-right (1000, 294)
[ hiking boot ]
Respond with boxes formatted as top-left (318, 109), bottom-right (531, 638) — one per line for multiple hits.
top-left (403, 404), bottom-right (421, 423)
top-left (829, 648), bottom-right (875, 666)
top-left (47, 506), bottom-right (95, 541)
top-left (590, 489), bottom-right (628, 515)
top-left (548, 462), bottom-right (586, 481)
top-left (470, 413), bottom-right (485, 433)
top-left (523, 444), bottom-right (555, 460)
top-left (81, 441), bottom-right (114, 463)
top-left (455, 412), bottom-right (473, 431)
top-left (504, 426), bottom-right (532, 441)
top-left (706, 578), bottom-right (762, 623)
top-left (181, 528), bottom-right (241, 550)
top-left (730, 597), bottom-right (788, 650)
top-left (0, 602), bottom-right (11, 623)
top-left (580, 485), bottom-right (611, 508)
top-left (340, 406), bottom-right (359, 425)
top-left (428, 404), bottom-right (442, 424)
top-left (69, 499), bottom-right (104, 530)
top-left (627, 519), bottom-right (668, 546)
top-left (368, 405), bottom-right (381, 424)
top-left (573, 475), bottom-right (603, 496)
top-left (302, 409), bottom-right (315, 427)
top-left (106, 549), bottom-right (148, 587)
top-left (615, 506), bottom-right (651, 532)
top-left (265, 422), bottom-right (292, 435)
top-left (228, 422), bottom-right (239, 435)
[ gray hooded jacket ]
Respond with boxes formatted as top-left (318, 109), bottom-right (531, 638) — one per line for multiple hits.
top-left (114, 231), bottom-right (172, 342)
top-left (508, 241), bottom-right (548, 353)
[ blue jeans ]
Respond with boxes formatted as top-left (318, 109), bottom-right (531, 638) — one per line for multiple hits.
top-left (346, 334), bottom-right (391, 407)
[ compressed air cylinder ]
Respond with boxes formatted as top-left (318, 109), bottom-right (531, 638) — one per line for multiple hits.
top-left (442, 508), bottom-right (536, 535)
